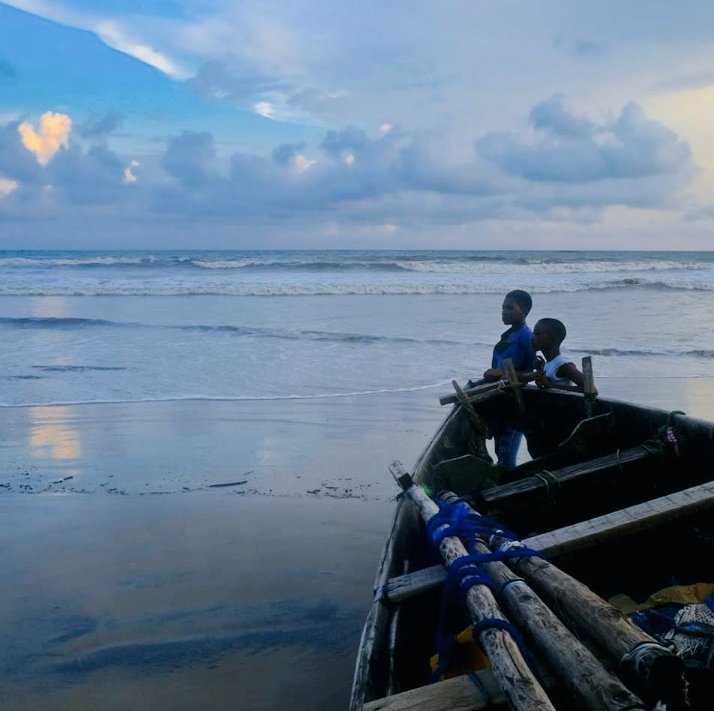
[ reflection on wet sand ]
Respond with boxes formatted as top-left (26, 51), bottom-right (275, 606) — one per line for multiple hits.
top-left (29, 406), bottom-right (82, 461)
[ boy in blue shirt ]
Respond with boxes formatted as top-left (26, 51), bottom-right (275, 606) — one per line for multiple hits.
top-left (483, 290), bottom-right (534, 469)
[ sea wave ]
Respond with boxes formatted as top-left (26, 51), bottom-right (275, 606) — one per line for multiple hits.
top-left (0, 252), bottom-right (711, 276)
top-left (0, 316), bottom-right (466, 346)
top-left (0, 278), bottom-right (711, 296)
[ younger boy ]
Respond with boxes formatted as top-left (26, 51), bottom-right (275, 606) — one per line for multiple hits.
top-left (531, 318), bottom-right (589, 390)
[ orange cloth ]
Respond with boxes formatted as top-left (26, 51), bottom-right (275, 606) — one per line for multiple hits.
top-left (610, 582), bottom-right (714, 614)
top-left (429, 625), bottom-right (489, 680)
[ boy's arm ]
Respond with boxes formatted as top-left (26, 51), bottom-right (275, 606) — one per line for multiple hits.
top-left (556, 362), bottom-right (590, 389)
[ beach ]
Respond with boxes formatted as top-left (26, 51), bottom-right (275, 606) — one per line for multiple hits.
top-left (2, 379), bottom-right (714, 710)
top-left (1, 250), bottom-right (713, 709)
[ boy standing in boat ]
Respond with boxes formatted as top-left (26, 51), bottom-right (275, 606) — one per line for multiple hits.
top-left (483, 289), bottom-right (535, 469)
top-left (531, 318), bottom-right (590, 390)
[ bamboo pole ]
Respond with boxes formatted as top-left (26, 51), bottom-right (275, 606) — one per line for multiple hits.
top-left (439, 373), bottom-right (536, 406)
top-left (437, 491), bottom-right (646, 711)
top-left (487, 532), bottom-right (686, 706)
top-left (390, 462), bottom-right (556, 711)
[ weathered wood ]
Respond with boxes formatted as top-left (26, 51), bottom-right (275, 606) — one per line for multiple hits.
top-left (439, 379), bottom-right (504, 406)
top-left (503, 358), bottom-right (525, 414)
top-left (525, 480), bottom-right (714, 558)
top-left (582, 356), bottom-right (597, 417)
top-left (362, 669), bottom-right (506, 711)
top-left (386, 561), bottom-right (408, 696)
top-left (384, 481), bottom-right (714, 603)
top-left (479, 444), bottom-right (652, 510)
top-left (488, 533), bottom-right (685, 703)
top-left (451, 380), bottom-right (491, 437)
top-left (438, 491), bottom-right (645, 711)
top-left (440, 375), bottom-right (539, 406)
top-left (382, 564), bottom-right (447, 603)
top-left (390, 462), bottom-right (556, 711)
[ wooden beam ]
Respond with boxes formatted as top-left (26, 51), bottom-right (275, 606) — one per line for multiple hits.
top-left (478, 444), bottom-right (652, 510)
top-left (525, 480), bottom-right (714, 558)
top-left (382, 563), bottom-right (447, 603)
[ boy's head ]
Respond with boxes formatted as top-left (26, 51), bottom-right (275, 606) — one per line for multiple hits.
top-left (532, 318), bottom-right (567, 351)
top-left (501, 289), bottom-right (532, 326)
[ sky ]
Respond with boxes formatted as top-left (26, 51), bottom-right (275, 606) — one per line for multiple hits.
top-left (1, 1), bottom-right (714, 250)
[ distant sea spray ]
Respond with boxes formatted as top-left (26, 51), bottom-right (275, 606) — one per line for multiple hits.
top-left (0, 249), bottom-right (711, 295)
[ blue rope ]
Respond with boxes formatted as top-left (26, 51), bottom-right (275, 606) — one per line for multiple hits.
top-left (427, 498), bottom-right (520, 547)
top-left (426, 498), bottom-right (543, 684)
top-left (472, 618), bottom-right (541, 677)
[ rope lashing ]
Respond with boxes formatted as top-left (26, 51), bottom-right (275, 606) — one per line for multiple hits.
top-left (427, 498), bottom-right (519, 547)
top-left (659, 410), bottom-right (686, 457)
top-left (427, 497), bottom-right (543, 684)
top-left (533, 469), bottom-right (561, 496)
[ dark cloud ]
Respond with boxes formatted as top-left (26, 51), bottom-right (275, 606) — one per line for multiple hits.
top-left (77, 111), bottom-right (124, 139)
top-left (272, 142), bottom-right (306, 166)
top-left (163, 131), bottom-right (221, 186)
top-left (0, 121), bottom-right (42, 184)
top-left (554, 36), bottom-right (603, 57)
top-left (477, 95), bottom-right (693, 184)
top-left (186, 61), bottom-right (289, 103)
top-left (0, 57), bottom-right (18, 84)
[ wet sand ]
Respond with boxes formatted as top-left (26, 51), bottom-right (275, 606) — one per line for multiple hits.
top-left (2, 379), bottom-right (713, 710)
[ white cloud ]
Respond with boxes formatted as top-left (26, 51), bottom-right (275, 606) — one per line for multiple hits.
top-left (123, 159), bottom-right (139, 183)
top-left (254, 101), bottom-right (276, 119)
top-left (0, 175), bottom-right (18, 196)
top-left (18, 112), bottom-right (72, 165)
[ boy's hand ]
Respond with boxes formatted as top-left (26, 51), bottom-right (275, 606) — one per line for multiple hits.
top-left (483, 368), bottom-right (504, 380)
top-left (534, 372), bottom-right (550, 389)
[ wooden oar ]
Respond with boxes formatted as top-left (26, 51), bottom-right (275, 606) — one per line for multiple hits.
top-left (390, 461), bottom-right (556, 711)
top-left (437, 491), bottom-right (646, 711)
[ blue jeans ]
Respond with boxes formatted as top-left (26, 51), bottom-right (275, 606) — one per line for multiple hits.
top-left (495, 428), bottom-right (522, 470)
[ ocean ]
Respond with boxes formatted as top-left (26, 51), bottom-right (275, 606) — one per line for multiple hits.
top-left (0, 249), bottom-right (712, 407)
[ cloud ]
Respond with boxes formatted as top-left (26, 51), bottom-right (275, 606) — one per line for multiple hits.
top-left (477, 95), bottom-right (694, 184)
top-left (18, 112), bottom-right (72, 166)
top-left (163, 131), bottom-right (221, 187)
top-left (123, 160), bottom-right (139, 184)
top-left (0, 176), bottom-right (18, 197)
top-left (77, 111), bottom-right (123, 139)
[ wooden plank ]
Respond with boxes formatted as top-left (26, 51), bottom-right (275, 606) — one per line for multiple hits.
top-left (382, 564), bottom-right (446, 603)
top-left (525, 480), bottom-right (714, 558)
top-left (479, 444), bottom-right (652, 509)
top-left (362, 670), bottom-right (506, 711)
top-left (382, 481), bottom-right (714, 602)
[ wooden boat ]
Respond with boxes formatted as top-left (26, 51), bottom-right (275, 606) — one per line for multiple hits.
top-left (350, 370), bottom-right (714, 711)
